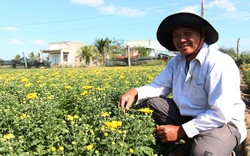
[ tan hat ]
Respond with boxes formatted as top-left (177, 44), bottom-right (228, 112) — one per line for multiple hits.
top-left (157, 9), bottom-right (218, 51)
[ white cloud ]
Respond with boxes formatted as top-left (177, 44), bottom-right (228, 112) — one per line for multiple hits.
top-left (206, 0), bottom-right (250, 20)
top-left (6, 38), bottom-right (23, 45)
top-left (71, 0), bottom-right (145, 17)
top-left (29, 39), bottom-right (46, 45)
top-left (0, 27), bottom-right (18, 31)
top-left (224, 11), bottom-right (250, 20)
top-left (71, 0), bottom-right (104, 6)
top-left (118, 7), bottom-right (145, 17)
top-left (98, 5), bottom-right (116, 14)
top-left (98, 5), bottom-right (145, 17)
top-left (208, 0), bottom-right (237, 12)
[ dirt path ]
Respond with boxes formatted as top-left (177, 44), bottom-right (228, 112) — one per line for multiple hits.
top-left (236, 72), bottom-right (250, 156)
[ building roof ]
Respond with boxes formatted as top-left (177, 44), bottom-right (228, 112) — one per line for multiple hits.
top-left (126, 40), bottom-right (166, 51)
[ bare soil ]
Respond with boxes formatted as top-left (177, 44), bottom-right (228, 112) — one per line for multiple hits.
top-left (236, 72), bottom-right (250, 156)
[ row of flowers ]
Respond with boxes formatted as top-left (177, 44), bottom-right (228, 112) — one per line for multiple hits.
top-left (0, 66), bottom-right (171, 155)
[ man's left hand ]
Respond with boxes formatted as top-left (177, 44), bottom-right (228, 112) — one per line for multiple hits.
top-left (155, 125), bottom-right (186, 143)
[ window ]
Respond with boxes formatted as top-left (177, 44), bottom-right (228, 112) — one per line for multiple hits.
top-left (63, 54), bottom-right (68, 62)
top-left (52, 55), bottom-right (59, 65)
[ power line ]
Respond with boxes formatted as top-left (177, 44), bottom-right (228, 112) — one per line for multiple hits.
top-left (1, 2), bottom-right (199, 27)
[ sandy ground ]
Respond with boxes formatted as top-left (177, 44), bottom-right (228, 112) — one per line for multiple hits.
top-left (237, 72), bottom-right (250, 156)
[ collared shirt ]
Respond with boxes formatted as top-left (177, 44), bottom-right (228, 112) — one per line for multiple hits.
top-left (135, 43), bottom-right (246, 143)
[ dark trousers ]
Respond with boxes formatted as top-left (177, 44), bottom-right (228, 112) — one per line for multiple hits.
top-left (145, 97), bottom-right (241, 156)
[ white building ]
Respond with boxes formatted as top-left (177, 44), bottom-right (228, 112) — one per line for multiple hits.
top-left (41, 41), bottom-right (84, 67)
top-left (126, 40), bottom-right (176, 57)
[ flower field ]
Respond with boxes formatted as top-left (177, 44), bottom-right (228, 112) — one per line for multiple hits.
top-left (242, 64), bottom-right (250, 91)
top-left (0, 66), bottom-right (172, 156)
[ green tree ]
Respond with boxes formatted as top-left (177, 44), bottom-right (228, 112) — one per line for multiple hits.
top-left (238, 51), bottom-right (250, 65)
top-left (219, 47), bottom-right (237, 60)
top-left (78, 45), bottom-right (99, 65)
top-left (28, 52), bottom-right (40, 67)
top-left (108, 38), bottom-right (124, 59)
top-left (94, 38), bottom-right (112, 66)
top-left (11, 54), bottom-right (22, 68)
top-left (0, 58), bottom-right (3, 66)
top-left (134, 46), bottom-right (151, 57)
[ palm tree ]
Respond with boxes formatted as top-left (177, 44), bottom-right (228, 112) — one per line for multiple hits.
top-left (78, 45), bottom-right (99, 65)
top-left (94, 38), bottom-right (111, 66)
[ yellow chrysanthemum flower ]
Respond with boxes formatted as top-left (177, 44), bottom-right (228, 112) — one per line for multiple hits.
top-left (21, 78), bottom-right (29, 83)
top-left (119, 75), bottom-right (125, 79)
top-left (20, 113), bottom-right (29, 119)
top-left (73, 115), bottom-right (79, 119)
top-left (26, 92), bottom-right (38, 100)
top-left (95, 150), bottom-right (99, 154)
top-left (51, 84), bottom-right (57, 87)
top-left (104, 132), bottom-right (108, 137)
top-left (50, 146), bottom-right (56, 152)
top-left (65, 85), bottom-right (72, 89)
top-left (104, 121), bottom-right (122, 130)
top-left (101, 112), bottom-right (110, 117)
top-left (25, 83), bottom-right (33, 87)
top-left (66, 115), bottom-right (74, 121)
top-left (80, 91), bottom-right (88, 96)
top-left (96, 87), bottom-right (104, 91)
top-left (3, 133), bottom-right (15, 140)
top-left (86, 144), bottom-right (94, 151)
top-left (58, 146), bottom-right (64, 151)
top-left (100, 126), bottom-right (105, 131)
top-left (138, 108), bottom-right (153, 115)
top-left (129, 148), bottom-right (134, 153)
top-left (82, 86), bottom-right (94, 89)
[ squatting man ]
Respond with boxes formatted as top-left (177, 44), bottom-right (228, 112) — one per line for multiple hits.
top-left (118, 9), bottom-right (246, 156)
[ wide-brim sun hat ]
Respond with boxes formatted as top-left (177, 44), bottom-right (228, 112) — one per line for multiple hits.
top-left (157, 9), bottom-right (219, 51)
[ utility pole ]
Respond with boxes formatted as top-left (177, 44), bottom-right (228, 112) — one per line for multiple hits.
top-left (126, 45), bottom-right (131, 66)
top-left (237, 38), bottom-right (240, 61)
top-left (22, 52), bottom-right (28, 68)
top-left (40, 50), bottom-right (44, 63)
top-left (201, 0), bottom-right (205, 18)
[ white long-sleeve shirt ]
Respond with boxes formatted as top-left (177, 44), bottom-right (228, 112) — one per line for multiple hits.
top-left (135, 43), bottom-right (246, 143)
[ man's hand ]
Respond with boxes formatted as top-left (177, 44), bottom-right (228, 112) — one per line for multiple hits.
top-left (155, 125), bottom-right (186, 143)
top-left (118, 89), bottom-right (137, 113)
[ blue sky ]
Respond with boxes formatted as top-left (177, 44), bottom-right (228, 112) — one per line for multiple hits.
top-left (0, 0), bottom-right (250, 60)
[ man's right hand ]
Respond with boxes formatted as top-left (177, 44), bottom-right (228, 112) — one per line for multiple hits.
top-left (118, 88), bottom-right (138, 113)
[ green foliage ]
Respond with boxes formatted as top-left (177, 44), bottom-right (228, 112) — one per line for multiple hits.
top-left (78, 45), bottom-right (99, 65)
top-left (0, 66), bottom-right (174, 155)
top-left (28, 52), bottom-right (41, 68)
top-left (218, 47), bottom-right (250, 67)
top-left (219, 47), bottom-right (237, 60)
top-left (94, 38), bottom-right (124, 65)
top-left (242, 64), bottom-right (250, 92)
top-left (0, 59), bottom-right (3, 66)
top-left (94, 38), bottom-right (112, 66)
top-left (134, 46), bottom-right (151, 57)
top-left (11, 54), bottom-right (22, 68)
top-left (238, 51), bottom-right (250, 65)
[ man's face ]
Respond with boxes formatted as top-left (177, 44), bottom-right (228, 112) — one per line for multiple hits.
top-left (172, 27), bottom-right (205, 58)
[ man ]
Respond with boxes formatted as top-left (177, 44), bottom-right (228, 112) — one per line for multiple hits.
top-left (118, 9), bottom-right (246, 156)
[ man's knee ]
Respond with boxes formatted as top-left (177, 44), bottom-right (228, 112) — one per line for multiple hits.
top-left (145, 97), bottom-right (164, 109)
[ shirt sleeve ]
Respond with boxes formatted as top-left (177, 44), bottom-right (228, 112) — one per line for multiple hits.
top-left (135, 58), bottom-right (175, 104)
top-left (182, 53), bottom-right (243, 138)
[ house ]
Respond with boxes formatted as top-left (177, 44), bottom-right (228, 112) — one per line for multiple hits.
top-left (125, 40), bottom-right (176, 57)
top-left (116, 48), bottom-right (139, 59)
top-left (41, 41), bottom-right (84, 67)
